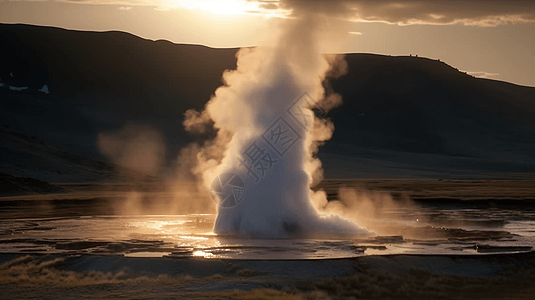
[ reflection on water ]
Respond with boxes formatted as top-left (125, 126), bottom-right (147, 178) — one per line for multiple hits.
top-left (0, 207), bottom-right (533, 259)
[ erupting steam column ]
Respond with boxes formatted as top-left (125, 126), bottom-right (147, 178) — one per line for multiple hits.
top-left (185, 15), bottom-right (369, 238)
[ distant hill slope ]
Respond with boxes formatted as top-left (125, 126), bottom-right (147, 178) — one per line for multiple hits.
top-left (324, 54), bottom-right (535, 176)
top-left (0, 124), bottom-right (147, 183)
top-left (1, 24), bottom-right (534, 179)
top-left (0, 23), bottom-right (237, 159)
top-left (0, 171), bottom-right (66, 196)
top-left (0, 24), bottom-right (237, 111)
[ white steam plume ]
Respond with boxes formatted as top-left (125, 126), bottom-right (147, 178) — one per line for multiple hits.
top-left (185, 13), bottom-right (369, 238)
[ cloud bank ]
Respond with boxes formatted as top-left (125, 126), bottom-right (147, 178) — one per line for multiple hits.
top-left (38, 0), bottom-right (535, 26)
top-left (466, 71), bottom-right (500, 79)
top-left (276, 0), bottom-right (535, 26)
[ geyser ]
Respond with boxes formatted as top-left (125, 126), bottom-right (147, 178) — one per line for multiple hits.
top-left (185, 14), bottom-right (368, 238)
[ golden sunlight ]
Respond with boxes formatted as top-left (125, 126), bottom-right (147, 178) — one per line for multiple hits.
top-left (168, 0), bottom-right (259, 15)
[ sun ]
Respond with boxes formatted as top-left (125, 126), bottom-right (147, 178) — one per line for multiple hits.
top-left (168, 0), bottom-right (258, 15)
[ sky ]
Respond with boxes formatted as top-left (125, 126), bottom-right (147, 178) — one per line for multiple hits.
top-left (1, 0), bottom-right (534, 87)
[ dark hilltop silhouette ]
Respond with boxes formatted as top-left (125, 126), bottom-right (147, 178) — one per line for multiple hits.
top-left (1, 23), bottom-right (534, 187)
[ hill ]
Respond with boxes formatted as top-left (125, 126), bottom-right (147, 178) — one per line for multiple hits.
top-left (0, 124), bottom-right (150, 184)
top-left (1, 23), bottom-right (534, 180)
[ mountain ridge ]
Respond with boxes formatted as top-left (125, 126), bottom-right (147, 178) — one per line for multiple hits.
top-left (1, 23), bottom-right (534, 180)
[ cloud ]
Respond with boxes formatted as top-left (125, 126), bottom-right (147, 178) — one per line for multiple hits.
top-left (119, 6), bottom-right (132, 10)
top-left (348, 31), bottom-right (362, 35)
top-left (61, 0), bottom-right (152, 5)
top-left (466, 71), bottom-right (500, 79)
top-left (258, 1), bottom-right (279, 10)
top-left (18, 0), bottom-right (535, 26)
top-left (277, 0), bottom-right (535, 26)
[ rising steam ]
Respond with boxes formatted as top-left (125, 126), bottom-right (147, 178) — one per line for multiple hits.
top-left (97, 124), bottom-right (166, 177)
top-left (185, 13), bottom-right (369, 238)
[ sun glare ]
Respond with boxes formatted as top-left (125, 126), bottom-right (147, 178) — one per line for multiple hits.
top-left (169, 0), bottom-right (258, 15)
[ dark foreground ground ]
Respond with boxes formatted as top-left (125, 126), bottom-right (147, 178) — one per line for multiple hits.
top-left (1, 178), bottom-right (535, 218)
top-left (1, 178), bottom-right (535, 299)
top-left (1, 252), bottom-right (535, 299)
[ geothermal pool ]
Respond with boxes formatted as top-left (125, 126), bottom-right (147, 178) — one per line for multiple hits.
top-left (1, 206), bottom-right (533, 259)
